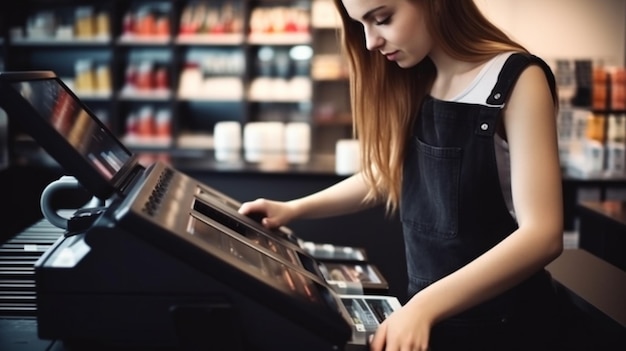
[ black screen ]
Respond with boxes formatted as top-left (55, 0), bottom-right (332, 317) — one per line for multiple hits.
top-left (12, 79), bottom-right (131, 180)
top-left (0, 71), bottom-right (138, 199)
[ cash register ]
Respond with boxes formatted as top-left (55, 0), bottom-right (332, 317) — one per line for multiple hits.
top-left (0, 71), bottom-right (401, 351)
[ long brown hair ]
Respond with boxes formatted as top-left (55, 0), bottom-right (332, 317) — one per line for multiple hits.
top-left (333, 0), bottom-right (528, 214)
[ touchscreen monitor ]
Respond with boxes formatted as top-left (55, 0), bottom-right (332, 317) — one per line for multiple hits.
top-left (0, 71), bottom-right (140, 199)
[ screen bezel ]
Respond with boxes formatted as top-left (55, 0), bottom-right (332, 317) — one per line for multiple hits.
top-left (0, 71), bottom-right (141, 199)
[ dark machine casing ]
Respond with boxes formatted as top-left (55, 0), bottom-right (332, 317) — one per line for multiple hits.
top-left (35, 161), bottom-right (354, 351)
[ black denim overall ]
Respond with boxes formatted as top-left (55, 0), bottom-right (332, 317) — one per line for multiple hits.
top-left (400, 54), bottom-right (567, 350)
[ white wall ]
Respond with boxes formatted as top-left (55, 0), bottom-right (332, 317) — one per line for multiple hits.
top-left (475, 0), bottom-right (626, 67)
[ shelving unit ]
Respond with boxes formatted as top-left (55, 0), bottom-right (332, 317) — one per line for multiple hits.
top-left (1, 0), bottom-right (352, 158)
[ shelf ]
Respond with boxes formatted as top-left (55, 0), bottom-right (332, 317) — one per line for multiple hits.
top-left (119, 88), bottom-right (172, 101)
top-left (11, 36), bottom-right (112, 46)
top-left (590, 109), bottom-right (626, 115)
top-left (177, 96), bottom-right (244, 102)
top-left (122, 135), bottom-right (173, 149)
top-left (314, 113), bottom-right (352, 126)
top-left (175, 34), bottom-right (245, 46)
top-left (248, 97), bottom-right (312, 103)
top-left (2, 0), bottom-right (351, 159)
top-left (75, 91), bottom-right (114, 100)
top-left (312, 76), bottom-right (349, 82)
top-left (117, 34), bottom-right (171, 46)
top-left (247, 33), bottom-right (312, 45)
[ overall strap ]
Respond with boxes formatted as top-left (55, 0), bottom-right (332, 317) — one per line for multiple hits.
top-left (485, 53), bottom-right (557, 107)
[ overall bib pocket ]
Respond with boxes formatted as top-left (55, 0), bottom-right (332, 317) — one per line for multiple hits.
top-left (401, 137), bottom-right (462, 239)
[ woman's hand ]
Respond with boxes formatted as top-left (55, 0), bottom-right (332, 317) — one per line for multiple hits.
top-left (238, 198), bottom-right (297, 229)
top-left (369, 298), bottom-right (433, 351)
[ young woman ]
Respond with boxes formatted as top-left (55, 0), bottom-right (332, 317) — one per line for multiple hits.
top-left (240, 0), bottom-right (571, 349)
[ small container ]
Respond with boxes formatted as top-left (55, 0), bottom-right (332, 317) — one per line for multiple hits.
top-left (585, 113), bottom-right (606, 143)
top-left (74, 60), bottom-right (94, 92)
top-left (74, 7), bottom-right (95, 38)
top-left (583, 139), bottom-right (604, 174)
top-left (155, 109), bottom-right (172, 137)
top-left (284, 122), bottom-right (310, 164)
top-left (95, 64), bottom-right (111, 92)
top-left (262, 122), bottom-right (286, 163)
top-left (605, 141), bottom-right (625, 175)
top-left (136, 61), bottom-right (154, 91)
top-left (178, 63), bottom-right (202, 97)
top-left (213, 121), bottom-right (242, 162)
top-left (243, 122), bottom-right (264, 162)
top-left (335, 139), bottom-right (361, 175)
top-left (137, 105), bottom-right (155, 136)
top-left (154, 65), bottom-right (169, 90)
top-left (95, 11), bottom-right (111, 38)
top-left (607, 114), bottom-right (626, 143)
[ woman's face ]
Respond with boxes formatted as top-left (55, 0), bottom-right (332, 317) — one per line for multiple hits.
top-left (341, 0), bottom-right (432, 68)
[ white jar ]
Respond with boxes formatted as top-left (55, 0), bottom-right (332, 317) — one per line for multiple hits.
top-left (284, 122), bottom-right (311, 164)
top-left (213, 121), bottom-right (242, 162)
top-left (335, 139), bottom-right (361, 175)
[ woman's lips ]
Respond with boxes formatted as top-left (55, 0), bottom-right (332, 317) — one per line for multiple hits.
top-left (383, 51), bottom-right (399, 61)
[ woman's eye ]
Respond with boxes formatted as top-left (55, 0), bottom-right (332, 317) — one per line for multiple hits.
top-left (375, 16), bottom-right (391, 25)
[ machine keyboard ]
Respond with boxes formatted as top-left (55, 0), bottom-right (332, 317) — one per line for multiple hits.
top-left (0, 217), bottom-right (65, 318)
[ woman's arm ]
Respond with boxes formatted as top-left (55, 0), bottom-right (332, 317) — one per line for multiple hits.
top-left (238, 171), bottom-right (376, 228)
top-left (418, 63), bottom-right (563, 318)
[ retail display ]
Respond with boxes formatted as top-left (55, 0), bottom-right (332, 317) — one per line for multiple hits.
top-left (556, 59), bottom-right (626, 178)
top-left (1, 0), bottom-right (350, 158)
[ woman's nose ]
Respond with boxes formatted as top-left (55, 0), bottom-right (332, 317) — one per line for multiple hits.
top-left (364, 27), bottom-right (383, 51)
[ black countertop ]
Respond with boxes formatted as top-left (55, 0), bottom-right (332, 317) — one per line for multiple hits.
top-left (578, 200), bottom-right (626, 226)
top-left (546, 249), bottom-right (626, 329)
top-left (3, 249), bottom-right (624, 351)
top-left (12, 145), bottom-right (343, 177)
